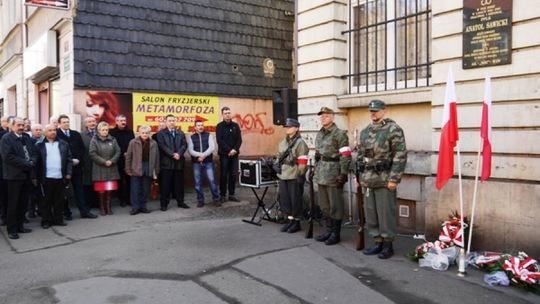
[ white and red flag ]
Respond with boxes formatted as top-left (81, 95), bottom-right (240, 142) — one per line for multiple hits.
top-left (436, 68), bottom-right (459, 190)
top-left (480, 76), bottom-right (492, 181)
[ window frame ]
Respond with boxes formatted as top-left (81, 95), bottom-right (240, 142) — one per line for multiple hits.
top-left (344, 0), bottom-right (432, 94)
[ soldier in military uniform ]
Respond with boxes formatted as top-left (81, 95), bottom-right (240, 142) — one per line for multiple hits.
top-left (357, 100), bottom-right (407, 259)
top-left (274, 118), bottom-right (309, 234)
top-left (314, 107), bottom-right (352, 245)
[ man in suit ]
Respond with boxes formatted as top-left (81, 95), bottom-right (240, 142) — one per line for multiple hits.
top-left (0, 117), bottom-right (9, 226)
top-left (36, 124), bottom-right (72, 228)
top-left (109, 114), bottom-right (135, 207)
top-left (56, 114), bottom-right (98, 219)
top-left (156, 114), bottom-right (189, 211)
top-left (0, 117), bottom-right (36, 239)
top-left (81, 116), bottom-right (98, 208)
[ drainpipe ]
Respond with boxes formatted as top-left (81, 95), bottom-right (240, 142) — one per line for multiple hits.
top-left (20, 0), bottom-right (28, 118)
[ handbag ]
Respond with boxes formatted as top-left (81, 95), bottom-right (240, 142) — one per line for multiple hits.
top-left (150, 180), bottom-right (160, 200)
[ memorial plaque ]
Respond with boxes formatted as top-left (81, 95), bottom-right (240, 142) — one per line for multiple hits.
top-left (463, 0), bottom-right (512, 69)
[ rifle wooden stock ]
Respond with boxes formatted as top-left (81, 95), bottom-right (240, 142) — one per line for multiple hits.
top-left (356, 182), bottom-right (365, 250)
top-left (305, 161), bottom-right (315, 239)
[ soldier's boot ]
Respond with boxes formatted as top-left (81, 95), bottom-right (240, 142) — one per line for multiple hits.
top-left (287, 219), bottom-right (301, 233)
top-left (280, 219), bottom-right (293, 232)
top-left (363, 242), bottom-right (383, 255)
top-left (105, 191), bottom-right (113, 215)
top-left (378, 241), bottom-right (394, 259)
top-left (324, 219), bottom-right (341, 245)
top-left (98, 192), bottom-right (106, 216)
top-left (315, 217), bottom-right (332, 242)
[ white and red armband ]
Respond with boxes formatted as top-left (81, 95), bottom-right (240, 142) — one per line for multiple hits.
top-left (339, 146), bottom-right (352, 157)
top-left (296, 155), bottom-right (308, 165)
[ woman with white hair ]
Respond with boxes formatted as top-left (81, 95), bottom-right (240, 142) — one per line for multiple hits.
top-left (89, 121), bottom-right (121, 215)
top-left (125, 125), bottom-right (160, 215)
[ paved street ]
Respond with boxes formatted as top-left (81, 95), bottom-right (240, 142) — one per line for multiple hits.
top-left (0, 188), bottom-right (537, 304)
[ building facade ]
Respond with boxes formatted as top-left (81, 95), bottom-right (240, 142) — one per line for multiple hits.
top-left (1, 0), bottom-right (295, 156)
top-left (296, 0), bottom-right (539, 256)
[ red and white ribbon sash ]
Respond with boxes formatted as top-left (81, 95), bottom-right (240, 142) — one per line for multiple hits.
top-left (439, 221), bottom-right (464, 247)
top-left (503, 256), bottom-right (540, 284)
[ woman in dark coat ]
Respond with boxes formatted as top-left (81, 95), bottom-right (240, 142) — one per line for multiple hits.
top-left (89, 121), bottom-right (121, 215)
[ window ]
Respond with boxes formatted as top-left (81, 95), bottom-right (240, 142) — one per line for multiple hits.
top-left (344, 0), bottom-right (431, 93)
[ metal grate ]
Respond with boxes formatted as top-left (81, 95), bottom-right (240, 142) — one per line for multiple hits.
top-left (343, 0), bottom-right (432, 93)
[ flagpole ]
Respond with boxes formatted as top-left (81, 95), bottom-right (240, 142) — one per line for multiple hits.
top-left (467, 139), bottom-right (482, 255)
top-left (456, 140), bottom-right (464, 242)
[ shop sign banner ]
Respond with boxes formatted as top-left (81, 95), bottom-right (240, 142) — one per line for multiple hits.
top-left (25, 0), bottom-right (69, 10)
top-left (132, 92), bottom-right (219, 133)
top-left (463, 0), bottom-right (512, 69)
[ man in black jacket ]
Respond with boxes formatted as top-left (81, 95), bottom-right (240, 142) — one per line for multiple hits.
top-left (36, 124), bottom-right (73, 228)
top-left (216, 107), bottom-right (242, 204)
top-left (109, 114), bottom-right (135, 207)
top-left (156, 114), bottom-right (189, 211)
top-left (0, 118), bottom-right (8, 226)
top-left (56, 114), bottom-right (97, 219)
top-left (0, 117), bottom-right (36, 239)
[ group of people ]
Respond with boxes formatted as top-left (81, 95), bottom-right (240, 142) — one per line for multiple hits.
top-left (0, 107), bottom-right (244, 240)
top-left (274, 100), bottom-right (407, 259)
top-left (1, 100), bottom-right (406, 260)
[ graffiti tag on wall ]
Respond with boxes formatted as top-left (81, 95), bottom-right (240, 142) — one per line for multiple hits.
top-left (233, 112), bottom-right (274, 135)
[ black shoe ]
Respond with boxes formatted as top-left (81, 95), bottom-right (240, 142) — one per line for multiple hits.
top-left (378, 242), bottom-right (394, 259)
top-left (139, 208), bottom-right (150, 213)
top-left (287, 221), bottom-right (301, 234)
top-left (42, 223), bottom-right (51, 229)
top-left (53, 222), bottom-right (67, 226)
top-left (177, 202), bottom-right (190, 209)
top-left (81, 212), bottom-right (98, 219)
top-left (324, 220), bottom-right (341, 245)
top-left (280, 221), bottom-right (293, 232)
top-left (363, 242), bottom-right (384, 255)
top-left (315, 231), bottom-right (332, 242)
top-left (197, 201), bottom-right (204, 208)
top-left (212, 199), bottom-right (222, 207)
top-left (160, 206), bottom-right (167, 212)
top-left (228, 196), bottom-right (240, 202)
top-left (8, 233), bottom-right (19, 240)
top-left (17, 228), bottom-right (32, 233)
top-left (64, 214), bottom-right (73, 221)
top-left (220, 196), bottom-right (226, 204)
top-left (129, 209), bottom-right (140, 215)
top-left (324, 232), bottom-right (340, 245)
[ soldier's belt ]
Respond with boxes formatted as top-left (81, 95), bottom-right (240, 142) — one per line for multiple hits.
top-left (322, 156), bottom-right (340, 162)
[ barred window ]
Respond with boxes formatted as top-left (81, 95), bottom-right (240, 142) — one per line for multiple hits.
top-left (345, 0), bottom-right (431, 93)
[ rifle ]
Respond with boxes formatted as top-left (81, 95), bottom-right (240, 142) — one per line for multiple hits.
top-left (305, 158), bottom-right (316, 239)
top-left (355, 168), bottom-right (365, 250)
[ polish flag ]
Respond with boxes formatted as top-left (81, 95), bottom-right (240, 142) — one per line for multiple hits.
top-left (480, 76), bottom-right (492, 181)
top-left (436, 68), bottom-right (459, 190)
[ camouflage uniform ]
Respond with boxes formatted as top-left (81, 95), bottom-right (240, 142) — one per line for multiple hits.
top-left (313, 107), bottom-right (351, 245)
top-left (314, 123), bottom-right (351, 220)
top-left (358, 114), bottom-right (407, 243)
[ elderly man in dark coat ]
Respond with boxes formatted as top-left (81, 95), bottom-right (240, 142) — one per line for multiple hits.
top-left (0, 117), bottom-right (37, 239)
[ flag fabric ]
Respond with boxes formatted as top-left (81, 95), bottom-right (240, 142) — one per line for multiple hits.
top-left (436, 68), bottom-right (459, 190)
top-left (480, 76), bottom-right (492, 181)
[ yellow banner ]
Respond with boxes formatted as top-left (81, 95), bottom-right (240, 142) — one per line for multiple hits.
top-left (132, 92), bottom-right (219, 133)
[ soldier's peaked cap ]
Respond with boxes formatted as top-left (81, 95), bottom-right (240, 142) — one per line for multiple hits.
top-left (284, 118), bottom-right (300, 127)
top-left (317, 106), bottom-right (335, 115)
top-left (368, 99), bottom-right (386, 111)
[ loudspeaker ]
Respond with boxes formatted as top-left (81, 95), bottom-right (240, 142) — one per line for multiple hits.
top-left (272, 88), bottom-right (297, 125)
